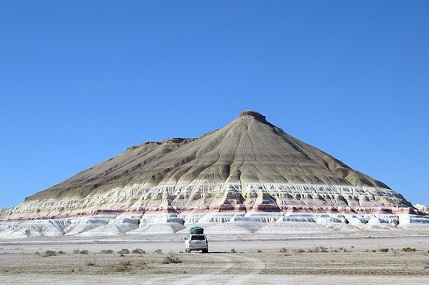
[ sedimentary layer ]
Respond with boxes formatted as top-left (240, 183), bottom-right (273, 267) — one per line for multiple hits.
top-left (1, 111), bottom-right (413, 222)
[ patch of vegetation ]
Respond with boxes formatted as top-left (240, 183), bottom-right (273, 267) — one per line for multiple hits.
top-left (379, 248), bottom-right (389, 252)
top-left (279, 248), bottom-right (288, 253)
top-left (43, 250), bottom-right (57, 257)
top-left (57, 250), bottom-right (66, 254)
top-left (257, 249), bottom-right (262, 253)
top-left (101, 249), bottom-right (114, 254)
top-left (117, 249), bottom-right (130, 255)
top-left (336, 247), bottom-right (349, 253)
top-left (116, 260), bottom-right (132, 272)
top-left (318, 246), bottom-right (329, 253)
top-left (132, 248), bottom-right (146, 254)
top-left (85, 259), bottom-right (96, 266)
top-left (230, 248), bottom-right (237, 253)
top-left (154, 249), bottom-right (162, 254)
top-left (307, 247), bottom-right (329, 253)
top-left (162, 253), bottom-right (182, 264)
top-left (79, 250), bottom-right (89, 255)
top-left (73, 249), bottom-right (80, 254)
top-left (402, 247), bottom-right (416, 252)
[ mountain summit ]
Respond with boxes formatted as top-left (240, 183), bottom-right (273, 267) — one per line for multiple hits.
top-left (3, 110), bottom-right (412, 222)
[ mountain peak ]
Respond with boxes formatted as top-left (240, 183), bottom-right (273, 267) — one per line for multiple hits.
top-left (239, 110), bottom-right (267, 122)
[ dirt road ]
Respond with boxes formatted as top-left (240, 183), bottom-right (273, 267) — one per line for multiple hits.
top-left (0, 236), bottom-right (428, 284)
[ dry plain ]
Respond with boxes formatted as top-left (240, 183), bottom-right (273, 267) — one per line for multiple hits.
top-left (1, 234), bottom-right (428, 285)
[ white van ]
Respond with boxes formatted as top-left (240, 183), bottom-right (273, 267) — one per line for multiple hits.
top-left (185, 233), bottom-right (208, 253)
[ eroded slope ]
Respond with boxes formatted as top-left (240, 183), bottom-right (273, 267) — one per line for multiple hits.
top-left (1, 111), bottom-right (412, 220)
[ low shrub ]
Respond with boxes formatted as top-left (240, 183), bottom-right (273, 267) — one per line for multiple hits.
top-left (318, 246), bottom-right (328, 253)
top-left (307, 247), bottom-right (328, 253)
top-left (402, 247), bottom-right (416, 252)
top-left (132, 248), bottom-right (146, 254)
top-left (85, 260), bottom-right (96, 266)
top-left (117, 249), bottom-right (130, 255)
top-left (116, 260), bottom-right (132, 272)
top-left (101, 249), bottom-right (114, 254)
top-left (43, 250), bottom-right (57, 257)
top-left (162, 253), bottom-right (182, 264)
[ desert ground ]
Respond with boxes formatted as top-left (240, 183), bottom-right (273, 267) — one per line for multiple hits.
top-left (1, 234), bottom-right (428, 285)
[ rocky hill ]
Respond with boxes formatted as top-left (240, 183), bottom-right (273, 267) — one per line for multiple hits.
top-left (1, 111), bottom-right (427, 238)
top-left (2, 110), bottom-right (412, 218)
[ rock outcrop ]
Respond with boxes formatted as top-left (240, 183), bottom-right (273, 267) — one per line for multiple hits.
top-left (1, 111), bottom-right (427, 237)
top-left (415, 204), bottom-right (429, 215)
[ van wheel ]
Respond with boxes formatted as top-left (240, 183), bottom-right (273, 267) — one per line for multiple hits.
top-left (185, 248), bottom-right (190, 253)
top-left (202, 248), bottom-right (208, 253)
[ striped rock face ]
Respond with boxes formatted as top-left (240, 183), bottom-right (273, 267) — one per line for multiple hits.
top-left (1, 111), bottom-right (413, 222)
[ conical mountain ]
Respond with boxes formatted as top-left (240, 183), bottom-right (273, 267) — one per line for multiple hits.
top-left (3, 111), bottom-right (412, 220)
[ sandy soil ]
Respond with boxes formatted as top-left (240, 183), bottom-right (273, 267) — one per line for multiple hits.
top-left (0, 235), bottom-right (428, 284)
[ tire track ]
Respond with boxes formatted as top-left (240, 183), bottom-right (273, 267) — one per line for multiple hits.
top-left (141, 253), bottom-right (234, 285)
top-left (140, 253), bottom-right (265, 285)
top-left (223, 254), bottom-right (265, 285)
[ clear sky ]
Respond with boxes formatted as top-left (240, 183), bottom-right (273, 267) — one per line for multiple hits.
top-left (1, 1), bottom-right (428, 209)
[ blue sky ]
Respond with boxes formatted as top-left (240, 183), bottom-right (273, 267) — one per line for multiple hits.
top-left (1, 1), bottom-right (428, 208)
